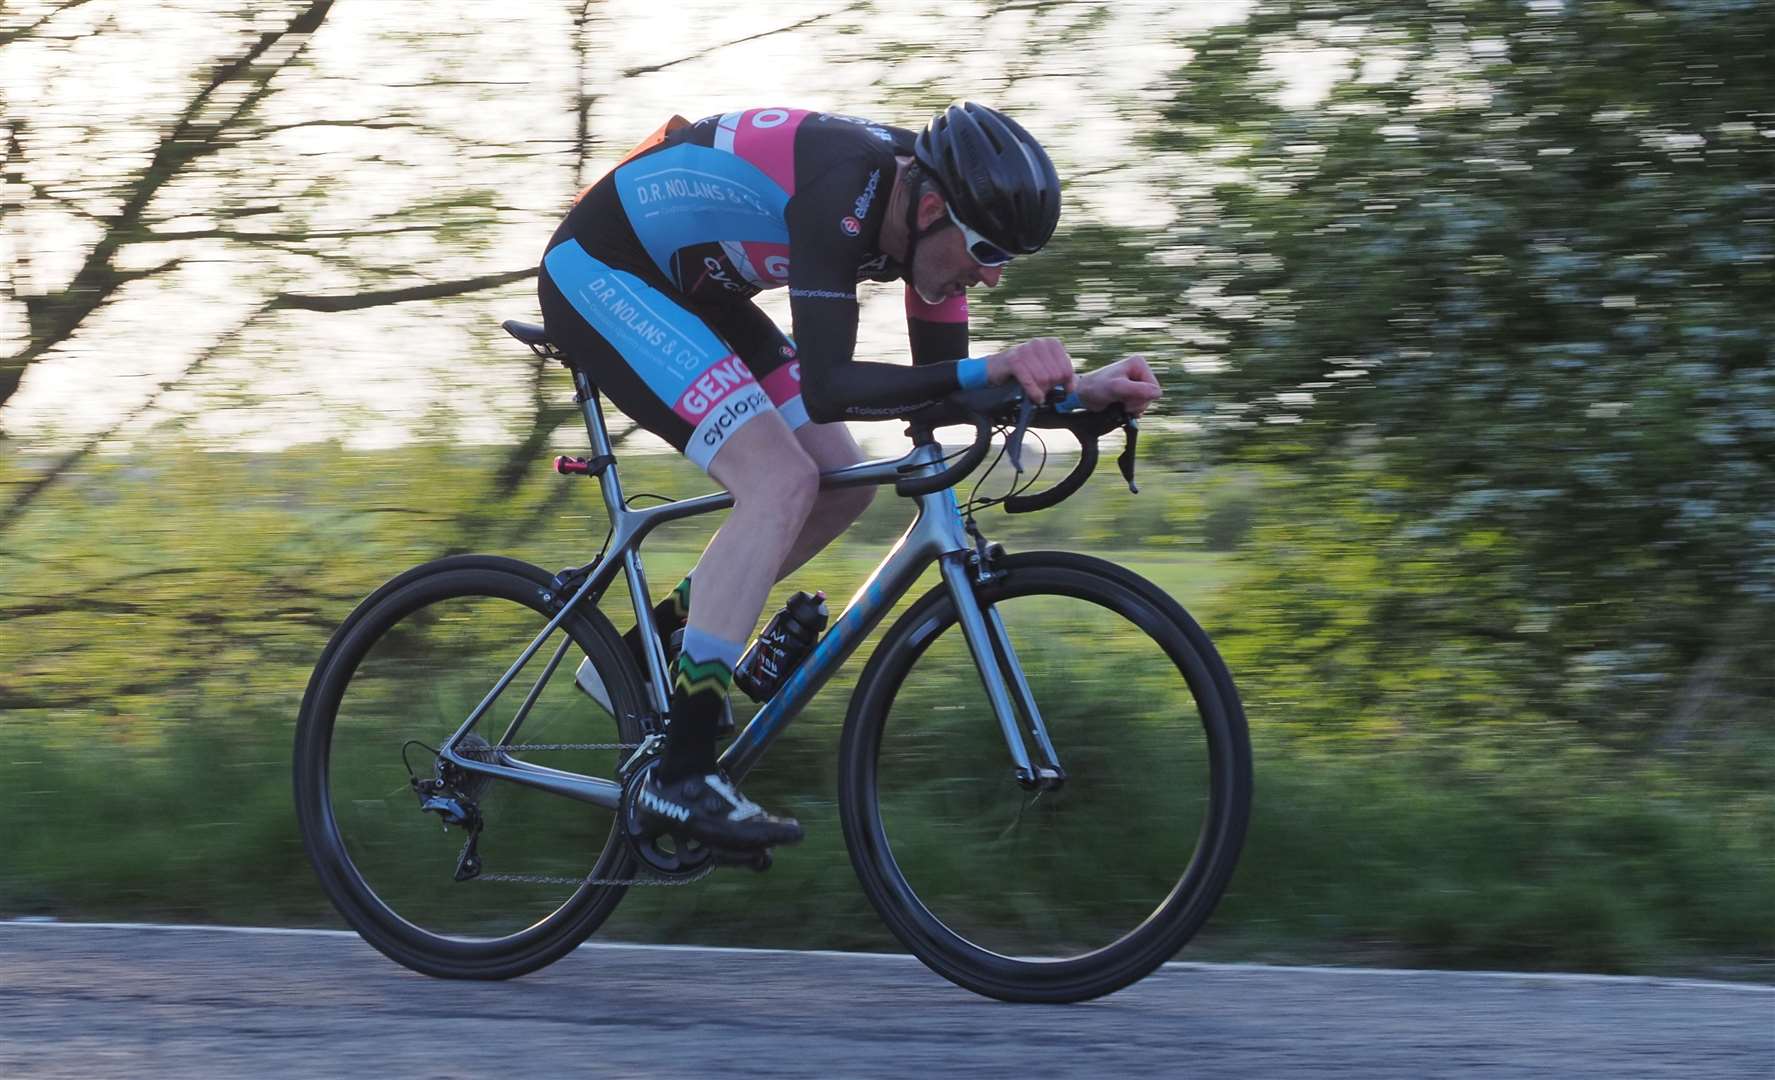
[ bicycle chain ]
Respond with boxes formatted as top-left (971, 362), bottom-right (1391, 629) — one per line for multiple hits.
top-left (475, 866), bottom-right (714, 888)
top-left (452, 741), bottom-right (715, 887)
top-left (458, 742), bottom-right (640, 754)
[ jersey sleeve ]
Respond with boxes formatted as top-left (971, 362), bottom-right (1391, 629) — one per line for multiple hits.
top-left (905, 287), bottom-right (970, 366)
top-left (786, 155), bottom-right (973, 423)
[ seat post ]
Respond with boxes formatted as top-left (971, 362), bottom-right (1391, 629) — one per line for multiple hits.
top-left (570, 364), bottom-right (668, 701)
top-left (572, 366), bottom-right (628, 521)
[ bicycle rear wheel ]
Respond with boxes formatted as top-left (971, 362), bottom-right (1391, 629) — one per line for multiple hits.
top-left (838, 551), bottom-right (1252, 1003)
top-left (293, 555), bottom-right (646, 979)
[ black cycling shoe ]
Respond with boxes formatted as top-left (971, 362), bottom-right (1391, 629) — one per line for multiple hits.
top-left (636, 770), bottom-right (804, 851)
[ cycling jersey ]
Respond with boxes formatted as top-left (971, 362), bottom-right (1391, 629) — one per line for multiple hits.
top-left (538, 108), bottom-right (976, 470)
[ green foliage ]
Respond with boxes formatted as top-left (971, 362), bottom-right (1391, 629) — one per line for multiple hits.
top-left (0, 441), bottom-right (1769, 971)
top-left (1128, 0), bottom-right (1775, 745)
top-left (1225, 733), bottom-right (1775, 973)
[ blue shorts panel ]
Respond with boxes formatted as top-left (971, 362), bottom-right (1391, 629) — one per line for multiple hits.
top-left (542, 239), bottom-right (780, 470)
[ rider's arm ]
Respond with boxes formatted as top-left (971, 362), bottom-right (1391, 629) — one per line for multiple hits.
top-left (905, 287), bottom-right (970, 366)
top-left (786, 159), bottom-right (982, 422)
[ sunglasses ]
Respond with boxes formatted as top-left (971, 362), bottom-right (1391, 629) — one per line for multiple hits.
top-left (944, 202), bottom-right (1015, 268)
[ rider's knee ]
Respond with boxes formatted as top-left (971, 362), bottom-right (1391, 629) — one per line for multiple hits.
top-left (778, 453), bottom-right (822, 521)
top-left (732, 449), bottom-right (819, 523)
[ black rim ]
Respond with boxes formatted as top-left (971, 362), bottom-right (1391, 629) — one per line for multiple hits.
top-left (294, 563), bottom-right (641, 970)
top-left (842, 553), bottom-right (1252, 999)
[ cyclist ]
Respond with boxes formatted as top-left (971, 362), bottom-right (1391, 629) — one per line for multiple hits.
top-left (537, 102), bottom-right (1162, 853)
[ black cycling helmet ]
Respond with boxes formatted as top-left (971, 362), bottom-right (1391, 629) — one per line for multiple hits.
top-left (914, 101), bottom-right (1061, 256)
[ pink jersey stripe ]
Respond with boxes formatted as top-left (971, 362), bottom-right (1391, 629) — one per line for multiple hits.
top-left (905, 283), bottom-right (969, 324)
top-left (759, 357), bottom-right (803, 408)
top-left (671, 353), bottom-right (759, 423)
top-left (731, 108), bottom-right (811, 197)
top-left (740, 240), bottom-right (792, 285)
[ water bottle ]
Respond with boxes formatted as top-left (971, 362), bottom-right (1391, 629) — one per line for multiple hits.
top-left (734, 590), bottom-right (829, 702)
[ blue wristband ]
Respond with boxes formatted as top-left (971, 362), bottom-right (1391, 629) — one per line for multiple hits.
top-left (1054, 391), bottom-right (1084, 413)
top-left (956, 356), bottom-right (989, 390)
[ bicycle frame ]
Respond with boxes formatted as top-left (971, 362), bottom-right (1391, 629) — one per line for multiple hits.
top-left (436, 368), bottom-right (1061, 810)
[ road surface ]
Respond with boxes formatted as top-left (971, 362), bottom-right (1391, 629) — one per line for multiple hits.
top-left (1, 922), bottom-right (1769, 1078)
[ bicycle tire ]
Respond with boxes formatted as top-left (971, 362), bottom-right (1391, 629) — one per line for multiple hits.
top-left (293, 555), bottom-right (646, 979)
top-left (837, 551), bottom-right (1253, 1003)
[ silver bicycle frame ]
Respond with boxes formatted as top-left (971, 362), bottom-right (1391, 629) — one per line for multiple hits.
top-left (437, 368), bottom-right (1059, 809)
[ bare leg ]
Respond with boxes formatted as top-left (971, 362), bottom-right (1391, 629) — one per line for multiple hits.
top-left (775, 421), bottom-right (876, 581)
top-left (653, 409), bottom-right (815, 790)
top-left (686, 411), bottom-right (820, 644)
top-left (644, 414), bottom-right (851, 849)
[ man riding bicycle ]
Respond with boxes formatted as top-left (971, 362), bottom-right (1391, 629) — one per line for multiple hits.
top-left (537, 101), bottom-right (1162, 854)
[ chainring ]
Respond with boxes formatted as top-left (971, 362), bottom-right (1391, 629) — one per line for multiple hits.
top-left (620, 759), bottom-right (715, 879)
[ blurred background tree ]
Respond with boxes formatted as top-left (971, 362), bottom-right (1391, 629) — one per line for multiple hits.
top-left (1108, 0), bottom-right (1773, 752)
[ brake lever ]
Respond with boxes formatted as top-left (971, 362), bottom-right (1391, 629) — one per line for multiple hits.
top-left (1006, 394), bottom-right (1038, 473)
top-left (1117, 417), bottom-right (1140, 493)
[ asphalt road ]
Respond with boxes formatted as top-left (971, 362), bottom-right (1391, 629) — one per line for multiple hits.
top-left (1, 922), bottom-right (1770, 1079)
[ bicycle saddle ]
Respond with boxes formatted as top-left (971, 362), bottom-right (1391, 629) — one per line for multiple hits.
top-left (501, 319), bottom-right (553, 348)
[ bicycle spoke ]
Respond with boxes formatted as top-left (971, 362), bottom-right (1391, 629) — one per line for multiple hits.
top-left (497, 632), bottom-right (578, 748)
top-left (322, 589), bottom-right (630, 941)
top-left (846, 555), bottom-right (1250, 986)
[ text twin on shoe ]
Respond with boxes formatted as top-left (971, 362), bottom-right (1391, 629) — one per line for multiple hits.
top-left (638, 769), bottom-right (805, 850)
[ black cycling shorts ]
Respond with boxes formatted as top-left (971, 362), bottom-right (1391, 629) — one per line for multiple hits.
top-left (538, 231), bottom-right (809, 472)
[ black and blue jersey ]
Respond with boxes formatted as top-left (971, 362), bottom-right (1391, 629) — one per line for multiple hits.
top-left (538, 108), bottom-right (977, 468)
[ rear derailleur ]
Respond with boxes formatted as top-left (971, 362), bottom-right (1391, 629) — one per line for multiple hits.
top-left (410, 734), bottom-right (492, 881)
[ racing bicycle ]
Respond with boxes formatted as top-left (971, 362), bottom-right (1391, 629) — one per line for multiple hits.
top-left (292, 319), bottom-right (1252, 1003)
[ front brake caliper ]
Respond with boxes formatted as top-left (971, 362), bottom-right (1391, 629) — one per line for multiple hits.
top-left (964, 516), bottom-right (1006, 584)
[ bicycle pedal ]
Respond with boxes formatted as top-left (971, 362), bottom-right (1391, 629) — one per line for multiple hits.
top-left (709, 846), bottom-right (773, 873)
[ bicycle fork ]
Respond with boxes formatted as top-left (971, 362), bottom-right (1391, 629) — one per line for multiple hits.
top-left (940, 554), bottom-right (1068, 791)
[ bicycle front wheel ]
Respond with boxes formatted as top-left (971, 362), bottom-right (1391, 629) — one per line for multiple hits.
top-left (838, 551), bottom-right (1252, 1003)
top-left (293, 555), bottom-right (646, 979)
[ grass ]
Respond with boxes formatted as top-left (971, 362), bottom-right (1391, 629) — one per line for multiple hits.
top-left (3, 704), bottom-right (1769, 980)
top-left (2, 441), bottom-right (1770, 979)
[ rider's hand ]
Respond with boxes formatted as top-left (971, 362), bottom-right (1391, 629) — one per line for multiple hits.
top-left (986, 338), bottom-right (1078, 404)
top-left (1076, 355), bottom-right (1162, 416)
